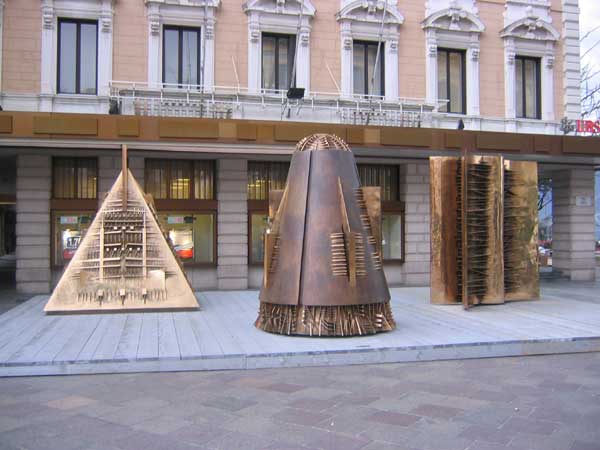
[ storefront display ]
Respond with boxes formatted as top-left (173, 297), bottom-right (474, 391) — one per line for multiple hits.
top-left (158, 213), bottom-right (215, 264)
top-left (53, 212), bottom-right (94, 266)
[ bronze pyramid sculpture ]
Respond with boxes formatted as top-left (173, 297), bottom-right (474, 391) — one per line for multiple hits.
top-left (255, 134), bottom-right (395, 336)
top-left (45, 147), bottom-right (198, 313)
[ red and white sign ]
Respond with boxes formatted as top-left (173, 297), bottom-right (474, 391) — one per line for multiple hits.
top-left (576, 120), bottom-right (600, 134)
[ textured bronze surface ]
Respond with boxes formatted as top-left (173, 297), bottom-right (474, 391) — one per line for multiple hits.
top-left (256, 134), bottom-right (394, 336)
top-left (503, 160), bottom-right (539, 301)
top-left (44, 168), bottom-right (198, 314)
top-left (430, 155), bottom-right (538, 309)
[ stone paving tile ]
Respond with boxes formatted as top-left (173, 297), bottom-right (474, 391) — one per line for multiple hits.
top-left (203, 430), bottom-right (276, 450)
top-left (458, 423), bottom-right (512, 445)
top-left (45, 394), bottom-right (97, 410)
top-left (260, 382), bottom-right (307, 393)
top-left (130, 414), bottom-right (193, 435)
top-left (2, 352), bottom-right (600, 449)
top-left (287, 397), bottom-right (336, 412)
top-left (199, 395), bottom-right (258, 412)
top-left (272, 407), bottom-right (334, 427)
top-left (570, 440), bottom-right (600, 450)
top-left (367, 410), bottom-right (421, 427)
top-left (409, 403), bottom-right (465, 419)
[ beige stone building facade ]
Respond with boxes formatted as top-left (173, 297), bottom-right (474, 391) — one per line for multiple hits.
top-left (0, 0), bottom-right (596, 294)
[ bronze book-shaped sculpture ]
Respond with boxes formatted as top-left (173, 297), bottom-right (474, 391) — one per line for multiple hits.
top-left (45, 146), bottom-right (198, 313)
top-left (430, 155), bottom-right (539, 308)
top-left (255, 134), bottom-right (395, 336)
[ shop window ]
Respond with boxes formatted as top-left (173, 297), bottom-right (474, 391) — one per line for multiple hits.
top-left (163, 26), bottom-right (201, 87)
top-left (382, 213), bottom-right (403, 260)
top-left (515, 56), bottom-right (541, 119)
top-left (52, 212), bottom-right (94, 267)
top-left (437, 48), bottom-right (466, 114)
top-left (57, 19), bottom-right (98, 95)
top-left (353, 40), bottom-right (384, 97)
top-left (145, 159), bottom-right (214, 200)
top-left (262, 33), bottom-right (295, 91)
top-left (52, 157), bottom-right (97, 200)
top-left (158, 213), bottom-right (215, 264)
top-left (247, 161), bottom-right (290, 201)
top-left (248, 161), bottom-right (290, 264)
top-left (357, 164), bottom-right (404, 262)
top-left (357, 164), bottom-right (399, 201)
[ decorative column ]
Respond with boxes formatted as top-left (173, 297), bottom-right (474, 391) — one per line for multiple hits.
top-left (247, 20), bottom-right (261, 94)
top-left (425, 30), bottom-right (437, 107)
top-left (467, 44), bottom-right (480, 116)
top-left (40, 1), bottom-right (55, 111)
top-left (147, 5), bottom-right (161, 86)
top-left (202, 17), bottom-right (216, 91)
top-left (384, 38), bottom-right (398, 101)
top-left (541, 51), bottom-right (555, 121)
top-left (296, 26), bottom-right (311, 93)
top-left (504, 39), bottom-right (517, 127)
top-left (340, 28), bottom-right (353, 98)
top-left (98, 2), bottom-right (114, 97)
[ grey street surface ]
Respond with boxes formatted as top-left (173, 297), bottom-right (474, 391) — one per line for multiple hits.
top-left (1, 352), bottom-right (599, 450)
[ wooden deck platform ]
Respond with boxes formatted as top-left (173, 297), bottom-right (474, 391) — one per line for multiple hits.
top-left (1, 283), bottom-right (600, 377)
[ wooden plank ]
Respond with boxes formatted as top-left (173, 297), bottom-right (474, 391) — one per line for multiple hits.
top-left (0, 298), bottom-right (47, 347)
top-left (0, 315), bottom-right (59, 362)
top-left (137, 313), bottom-right (159, 360)
top-left (114, 314), bottom-right (143, 361)
top-left (173, 313), bottom-right (202, 359)
top-left (187, 309), bottom-right (225, 357)
top-left (158, 313), bottom-right (180, 359)
top-left (53, 315), bottom-right (103, 363)
top-left (91, 314), bottom-right (127, 361)
top-left (6, 317), bottom-right (62, 363)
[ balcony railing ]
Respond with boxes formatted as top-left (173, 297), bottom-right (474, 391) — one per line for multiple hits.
top-left (109, 81), bottom-right (442, 128)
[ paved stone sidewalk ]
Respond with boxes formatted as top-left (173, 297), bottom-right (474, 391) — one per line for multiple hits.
top-left (0, 352), bottom-right (599, 450)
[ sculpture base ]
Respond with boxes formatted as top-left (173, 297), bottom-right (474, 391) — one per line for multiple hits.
top-left (255, 302), bottom-right (395, 336)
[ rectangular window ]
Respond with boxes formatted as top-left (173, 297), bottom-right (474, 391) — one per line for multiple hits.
top-left (57, 19), bottom-right (98, 95)
top-left (357, 164), bottom-right (403, 261)
top-left (52, 158), bottom-right (98, 199)
top-left (353, 40), bottom-right (384, 97)
top-left (437, 48), bottom-right (466, 114)
top-left (515, 56), bottom-right (541, 119)
top-left (52, 212), bottom-right (95, 266)
top-left (163, 26), bottom-right (201, 86)
top-left (247, 161), bottom-right (290, 201)
top-left (158, 213), bottom-right (215, 264)
top-left (262, 33), bottom-right (296, 91)
top-left (382, 213), bottom-right (403, 260)
top-left (248, 161), bottom-right (290, 264)
top-left (357, 164), bottom-right (399, 202)
top-left (145, 160), bottom-right (215, 200)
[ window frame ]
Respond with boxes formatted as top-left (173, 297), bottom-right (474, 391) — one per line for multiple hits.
top-left (162, 25), bottom-right (202, 87)
top-left (157, 210), bottom-right (218, 267)
top-left (261, 32), bottom-right (296, 91)
top-left (50, 210), bottom-right (96, 269)
top-left (352, 40), bottom-right (385, 97)
top-left (247, 160), bottom-right (290, 265)
top-left (437, 48), bottom-right (466, 115)
top-left (144, 158), bottom-right (217, 267)
top-left (51, 157), bottom-right (98, 202)
top-left (144, 159), bottom-right (216, 206)
top-left (357, 163), bottom-right (404, 263)
top-left (56, 18), bottom-right (99, 95)
top-left (515, 55), bottom-right (542, 120)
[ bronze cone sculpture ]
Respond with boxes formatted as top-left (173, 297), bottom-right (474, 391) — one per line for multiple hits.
top-left (430, 155), bottom-right (539, 309)
top-left (45, 146), bottom-right (198, 313)
top-left (255, 134), bottom-right (395, 336)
